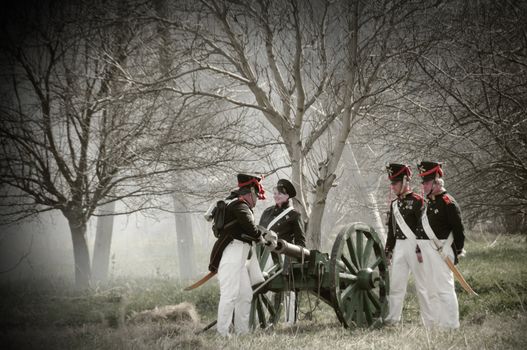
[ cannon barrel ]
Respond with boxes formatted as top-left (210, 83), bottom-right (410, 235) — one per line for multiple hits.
top-left (257, 225), bottom-right (310, 259)
top-left (273, 239), bottom-right (310, 259)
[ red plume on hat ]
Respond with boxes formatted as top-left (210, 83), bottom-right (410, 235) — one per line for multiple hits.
top-left (237, 173), bottom-right (266, 199)
top-left (386, 163), bottom-right (412, 181)
top-left (417, 161), bottom-right (443, 181)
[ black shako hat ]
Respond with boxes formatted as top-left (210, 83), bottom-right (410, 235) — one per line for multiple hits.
top-left (386, 163), bottom-right (412, 182)
top-left (417, 161), bottom-right (443, 182)
top-left (276, 179), bottom-right (296, 198)
top-left (237, 173), bottom-right (266, 199)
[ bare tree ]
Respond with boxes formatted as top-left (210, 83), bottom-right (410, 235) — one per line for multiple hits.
top-left (92, 201), bottom-right (115, 282)
top-left (144, 0), bottom-right (440, 247)
top-left (0, 0), bottom-right (254, 287)
top-left (355, 0), bottom-right (527, 232)
top-left (402, 0), bottom-right (527, 229)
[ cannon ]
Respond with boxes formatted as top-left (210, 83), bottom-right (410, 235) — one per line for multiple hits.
top-left (250, 222), bottom-right (390, 330)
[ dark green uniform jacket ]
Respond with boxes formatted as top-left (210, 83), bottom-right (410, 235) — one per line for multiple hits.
top-left (385, 192), bottom-right (425, 254)
top-left (425, 191), bottom-right (465, 262)
top-left (208, 193), bottom-right (262, 272)
top-left (259, 202), bottom-right (306, 247)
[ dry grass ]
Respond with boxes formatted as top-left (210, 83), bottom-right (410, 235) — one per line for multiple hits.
top-left (2, 312), bottom-right (525, 350)
top-left (1, 232), bottom-right (526, 349)
top-left (128, 302), bottom-right (200, 326)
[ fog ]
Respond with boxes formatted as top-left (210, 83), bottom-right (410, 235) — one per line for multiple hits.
top-left (0, 193), bottom-right (282, 283)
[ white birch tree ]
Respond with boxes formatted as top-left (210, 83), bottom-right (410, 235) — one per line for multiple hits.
top-left (147, 0), bottom-right (439, 247)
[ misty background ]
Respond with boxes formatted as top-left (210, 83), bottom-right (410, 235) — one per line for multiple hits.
top-left (0, 0), bottom-right (525, 289)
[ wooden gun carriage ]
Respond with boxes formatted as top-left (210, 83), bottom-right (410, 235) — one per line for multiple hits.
top-left (250, 222), bottom-right (390, 330)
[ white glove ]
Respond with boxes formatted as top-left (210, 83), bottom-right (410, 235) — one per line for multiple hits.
top-left (263, 230), bottom-right (278, 249)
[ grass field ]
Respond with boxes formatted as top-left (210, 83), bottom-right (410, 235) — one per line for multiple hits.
top-left (1, 232), bottom-right (526, 349)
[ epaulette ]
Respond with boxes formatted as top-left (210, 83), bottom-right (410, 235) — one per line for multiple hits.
top-left (441, 193), bottom-right (453, 205)
top-left (411, 192), bottom-right (423, 200)
top-left (411, 192), bottom-right (424, 204)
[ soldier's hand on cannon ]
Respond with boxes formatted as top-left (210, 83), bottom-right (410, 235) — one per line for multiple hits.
top-left (263, 230), bottom-right (278, 249)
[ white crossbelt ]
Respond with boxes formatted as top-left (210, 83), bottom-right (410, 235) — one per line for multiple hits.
top-left (391, 200), bottom-right (419, 244)
top-left (421, 203), bottom-right (454, 257)
top-left (266, 206), bottom-right (295, 230)
top-left (248, 205), bottom-right (295, 287)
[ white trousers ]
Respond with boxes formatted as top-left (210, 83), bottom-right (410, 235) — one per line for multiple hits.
top-left (421, 240), bottom-right (460, 329)
top-left (386, 239), bottom-right (435, 327)
top-left (217, 240), bottom-right (253, 336)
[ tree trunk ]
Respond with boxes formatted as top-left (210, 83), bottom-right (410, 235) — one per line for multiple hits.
top-left (289, 132), bottom-right (310, 237)
top-left (91, 201), bottom-right (116, 282)
top-left (68, 219), bottom-right (91, 289)
top-left (173, 195), bottom-right (196, 280)
top-left (306, 162), bottom-right (336, 249)
top-left (306, 192), bottom-right (326, 249)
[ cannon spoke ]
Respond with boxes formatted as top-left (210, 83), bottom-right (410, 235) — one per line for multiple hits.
top-left (345, 291), bottom-right (361, 327)
top-left (362, 291), bottom-right (374, 325)
top-left (345, 237), bottom-right (360, 270)
top-left (340, 256), bottom-right (358, 275)
top-left (355, 231), bottom-right (364, 266)
top-left (344, 289), bottom-right (359, 320)
top-left (366, 290), bottom-right (381, 311)
top-left (256, 295), bottom-right (267, 329)
top-left (350, 289), bottom-right (366, 326)
top-left (362, 239), bottom-right (374, 266)
top-left (338, 272), bottom-right (358, 282)
top-left (365, 290), bottom-right (381, 317)
top-left (369, 256), bottom-right (383, 270)
top-left (260, 293), bottom-right (277, 320)
top-left (345, 303), bottom-right (356, 326)
top-left (355, 292), bottom-right (366, 327)
top-left (340, 283), bottom-right (357, 301)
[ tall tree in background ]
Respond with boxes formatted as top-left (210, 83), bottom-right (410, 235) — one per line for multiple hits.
top-left (150, 0), bottom-right (438, 247)
top-left (153, 0), bottom-right (197, 280)
top-left (0, 0), bottom-right (247, 287)
top-left (0, 1), bottom-right (168, 287)
top-left (384, 0), bottom-right (527, 230)
top-left (360, 0), bottom-right (526, 232)
top-left (92, 202), bottom-right (115, 281)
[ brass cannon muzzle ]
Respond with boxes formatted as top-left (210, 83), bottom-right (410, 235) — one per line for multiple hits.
top-left (274, 239), bottom-right (311, 259)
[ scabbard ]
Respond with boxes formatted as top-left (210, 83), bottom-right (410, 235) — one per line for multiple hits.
top-left (443, 256), bottom-right (478, 296)
top-left (184, 271), bottom-right (216, 291)
top-left (429, 238), bottom-right (477, 296)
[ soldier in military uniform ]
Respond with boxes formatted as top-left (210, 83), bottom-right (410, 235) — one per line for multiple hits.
top-left (418, 161), bottom-right (465, 329)
top-left (259, 178), bottom-right (305, 324)
top-left (384, 163), bottom-right (435, 327)
top-left (215, 174), bottom-right (275, 337)
top-left (259, 179), bottom-right (305, 247)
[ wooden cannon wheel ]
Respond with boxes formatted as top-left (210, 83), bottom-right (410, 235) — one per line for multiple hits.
top-left (249, 244), bottom-right (284, 330)
top-left (329, 222), bottom-right (389, 328)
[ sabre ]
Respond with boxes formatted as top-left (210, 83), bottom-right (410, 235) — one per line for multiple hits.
top-left (184, 271), bottom-right (216, 291)
top-left (430, 240), bottom-right (478, 296)
top-left (420, 205), bottom-right (478, 296)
